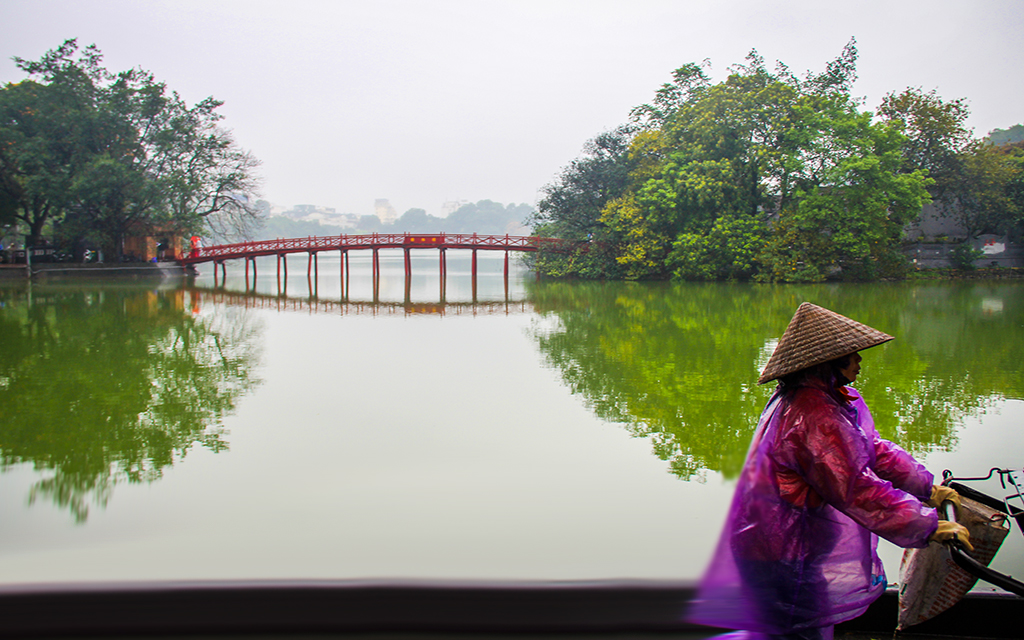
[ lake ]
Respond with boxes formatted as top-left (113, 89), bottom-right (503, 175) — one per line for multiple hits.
top-left (1, 250), bottom-right (1021, 592)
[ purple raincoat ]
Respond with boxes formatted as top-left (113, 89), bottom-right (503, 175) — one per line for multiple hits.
top-left (689, 375), bottom-right (938, 636)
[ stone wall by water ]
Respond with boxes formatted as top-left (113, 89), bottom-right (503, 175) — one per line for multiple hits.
top-left (904, 235), bottom-right (1024, 269)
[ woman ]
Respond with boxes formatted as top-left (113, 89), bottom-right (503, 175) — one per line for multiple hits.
top-left (688, 303), bottom-right (971, 640)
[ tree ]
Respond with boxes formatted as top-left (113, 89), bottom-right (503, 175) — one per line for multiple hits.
top-left (988, 124), bottom-right (1024, 145)
top-left (877, 88), bottom-right (973, 183)
top-left (532, 41), bottom-right (932, 282)
top-left (527, 126), bottom-right (636, 278)
top-left (1003, 142), bottom-right (1024, 232)
top-left (444, 200), bottom-right (533, 234)
top-left (941, 140), bottom-right (1024, 238)
top-left (622, 40), bottom-right (928, 281)
top-left (600, 47), bottom-right (797, 279)
top-left (0, 44), bottom-right (101, 246)
top-left (757, 111), bottom-right (931, 281)
top-left (357, 214), bottom-right (382, 232)
top-left (531, 126), bottom-right (636, 240)
top-left (1, 40), bottom-right (262, 256)
top-left (156, 94), bottom-right (263, 243)
top-left (394, 207), bottom-right (443, 232)
top-left (878, 90), bottom-right (1024, 240)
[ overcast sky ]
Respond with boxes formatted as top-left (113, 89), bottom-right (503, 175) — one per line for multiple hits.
top-left (2, 0), bottom-right (1022, 218)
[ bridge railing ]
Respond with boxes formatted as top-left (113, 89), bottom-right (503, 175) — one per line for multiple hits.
top-left (178, 233), bottom-right (584, 263)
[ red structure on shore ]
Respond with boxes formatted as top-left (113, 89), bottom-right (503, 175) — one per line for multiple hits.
top-left (177, 233), bottom-right (581, 281)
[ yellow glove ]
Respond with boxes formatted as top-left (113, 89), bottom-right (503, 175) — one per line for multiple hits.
top-left (926, 484), bottom-right (961, 510)
top-left (929, 521), bottom-right (974, 552)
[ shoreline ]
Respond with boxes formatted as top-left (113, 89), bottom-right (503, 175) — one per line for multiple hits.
top-left (0, 262), bottom-right (195, 280)
top-left (904, 266), bottom-right (1024, 280)
top-left (3, 263), bottom-right (1022, 282)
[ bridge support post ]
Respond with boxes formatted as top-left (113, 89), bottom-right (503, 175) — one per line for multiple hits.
top-left (439, 247), bottom-right (446, 300)
top-left (341, 250), bottom-right (349, 301)
top-left (404, 248), bottom-right (411, 279)
top-left (471, 250), bottom-right (478, 302)
top-left (307, 251), bottom-right (318, 280)
top-left (372, 248), bottom-right (380, 282)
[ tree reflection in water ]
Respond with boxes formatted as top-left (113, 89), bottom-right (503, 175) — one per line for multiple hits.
top-left (0, 283), bottom-right (261, 522)
top-left (527, 281), bottom-right (1024, 481)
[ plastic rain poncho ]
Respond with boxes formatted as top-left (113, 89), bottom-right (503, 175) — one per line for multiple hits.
top-left (688, 374), bottom-right (939, 638)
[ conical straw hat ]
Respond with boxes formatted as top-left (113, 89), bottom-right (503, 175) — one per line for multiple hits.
top-left (758, 303), bottom-right (894, 384)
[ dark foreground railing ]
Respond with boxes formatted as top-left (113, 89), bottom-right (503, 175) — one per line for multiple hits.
top-left (1, 580), bottom-right (1021, 638)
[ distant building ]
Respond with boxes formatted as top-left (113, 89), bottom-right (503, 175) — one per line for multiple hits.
top-left (375, 199), bottom-right (398, 225)
top-left (276, 203), bottom-right (357, 229)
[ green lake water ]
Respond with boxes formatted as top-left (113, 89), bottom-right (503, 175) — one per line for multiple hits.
top-left (1, 251), bottom-right (1022, 590)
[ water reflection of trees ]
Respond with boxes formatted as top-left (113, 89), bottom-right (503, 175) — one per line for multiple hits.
top-left (0, 284), bottom-right (262, 522)
top-left (527, 281), bottom-right (1024, 481)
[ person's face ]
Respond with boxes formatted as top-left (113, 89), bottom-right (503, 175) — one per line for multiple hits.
top-left (838, 352), bottom-right (862, 383)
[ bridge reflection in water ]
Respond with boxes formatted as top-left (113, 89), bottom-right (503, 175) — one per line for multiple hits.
top-left (186, 285), bottom-right (532, 317)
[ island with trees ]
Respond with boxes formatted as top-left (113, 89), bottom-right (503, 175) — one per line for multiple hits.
top-left (528, 39), bottom-right (1024, 282)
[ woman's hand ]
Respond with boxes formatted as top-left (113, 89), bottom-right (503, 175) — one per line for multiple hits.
top-left (929, 521), bottom-right (974, 552)
top-left (926, 484), bottom-right (961, 509)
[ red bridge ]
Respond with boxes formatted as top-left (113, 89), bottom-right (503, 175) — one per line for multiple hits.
top-left (177, 233), bottom-right (580, 281)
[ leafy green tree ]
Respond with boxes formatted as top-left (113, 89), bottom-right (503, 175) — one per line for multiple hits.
top-left (941, 141), bottom-right (1023, 238)
top-left (2, 39), bottom-right (262, 257)
top-left (878, 88), bottom-right (973, 189)
top-left (532, 42), bottom-right (938, 282)
top-left (880, 92), bottom-right (1024, 240)
top-left (527, 127), bottom-right (636, 279)
top-left (758, 114), bottom-right (931, 281)
top-left (0, 43), bottom-right (102, 245)
top-left (618, 51), bottom-right (807, 278)
top-left (1002, 142), bottom-right (1024, 231)
top-left (162, 106), bottom-right (263, 243)
top-left (531, 126), bottom-right (636, 240)
top-left (610, 40), bottom-right (928, 281)
top-left (669, 215), bottom-right (767, 280)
